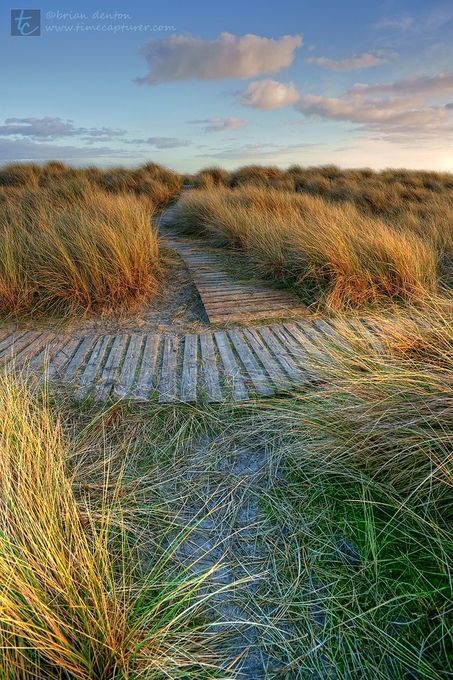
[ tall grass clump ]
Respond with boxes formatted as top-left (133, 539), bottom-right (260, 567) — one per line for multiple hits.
top-left (0, 376), bottom-right (218, 678)
top-left (237, 309), bottom-right (452, 677)
top-left (98, 163), bottom-right (182, 209)
top-left (175, 186), bottom-right (438, 309)
top-left (0, 181), bottom-right (161, 317)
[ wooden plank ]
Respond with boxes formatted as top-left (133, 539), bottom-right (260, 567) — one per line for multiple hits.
top-left (114, 335), bottom-right (144, 399)
top-left (199, 333), bottom-right (223, 402)
top-left (8, 333), bottom-right (56, 369)
top-left (346, 318), bottom-right (385, 353)
top-left (213, 331), bottom-right (249, 401)
top-left (0, 331), bottom-right (30, 360)
top-left (290, 322), bottom-right (328, 361)
top-left (63, 336), bottom-right (98, 380)
top-left (48, 337), bottom-right (82, 378)
top-left (0, 329), bottom-right (13, 343)
top-left (158, 335), bottom-right (179, 403)
top-left (256, 326), bottom-right (305, 383)
top-left (312, 319), bottom-right (352, 351)
top-left (227, 329), bottom-right (273, 396)
top-left (269, 323), bottom-right (305, 358)
top-left (133, 335), bottom-right (161, 400)
top-left (95, 334), bottom-right (129, 401)
top-left (243, 327), bottom-right (290, 389)
top-left (27, 334), bottom-right (63, 372)
top-left (76, 335), bottom-right (112, 398)
top-left (180, 334), bottom-right (198, 402)
top-left (273, 324), bottom-right (319, 382)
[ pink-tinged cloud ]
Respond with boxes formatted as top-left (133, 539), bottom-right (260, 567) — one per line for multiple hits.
top-left (239, 79), bottom-right (300, 109)
top-left (350, 71), bottom-right (453, 96)
top-left (136, 32), bottom-right (303, 84)
top-left (306, 52), bottom-right (389, 71)
top-left (295, 70), bottom-right (453, 141)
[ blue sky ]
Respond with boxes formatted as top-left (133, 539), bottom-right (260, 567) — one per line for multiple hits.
top-left (1, 0), bottom-right (453, 170)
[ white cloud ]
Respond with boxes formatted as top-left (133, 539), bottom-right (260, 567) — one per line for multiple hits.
top-left (188, 117), bottom-right (248, 132)
top-left (239, 79), bottom-right (300, 109)
top-left (306, 52), bottom-right (389, 71)
top-left (136, 32), bottom-right (303, 84)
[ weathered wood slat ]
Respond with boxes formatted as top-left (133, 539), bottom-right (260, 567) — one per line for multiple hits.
top-left (6, 333), bottom-right (55, 369)
top-left (95, 334), bottom-right (129, 400)
top-left (180, 334), bottom-right (198, 402)
top-left (288, 322), bottom-right (327, 362)
top-left (114, 335), bottom-right (144, 399)
top-left (256, 326), bottom-right (304, 383)
top-left (76, 335), bottom-right (112, 398)
top-left (133, 335), bottom-right (161, 400)
top-left (0, 329), bottom-right (13, 343)
top-left (0, 331), bottom-right (30, 360)
top-left (158, 335), bottom-right (179, 402)
top-left (27, 334), bottom-right (63, 372)
top-left (346, 318), bottom-right (385, 353)
top-left (48, 337), bottom-right (82, 378)
top-left (243, 327), bottom-right (290, 389)
top-left (312, 319), bottom-right (353, 351)
top-left (214, 331), bottom-right (249, 401)
top-left (199, 333), bottom-right (223, 402)
top-left (64, 336), bottom-right (98, 380)
top-left (227, 329), bottom-right (273, 396)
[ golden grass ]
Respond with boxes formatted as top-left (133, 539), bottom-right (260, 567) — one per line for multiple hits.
top-left (0, 376), bottom-right (218, 678)
top-left (0, 180), bottom-right (161, 317)
top-left (176, 186), bottom-right (438, 309)
top-left (0, 161), bottom-right (183, 210)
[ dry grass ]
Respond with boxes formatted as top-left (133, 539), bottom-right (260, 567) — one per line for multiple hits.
top-left (176, 186), bottom-right (438, 309)
top-left (0, 177), bottom-right (161, 317)
top-left (0, 376), bottom-right (219, 678)
top-left (0, 161), bottom-right (182, 210)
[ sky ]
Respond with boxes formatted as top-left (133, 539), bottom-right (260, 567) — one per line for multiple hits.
top-left (1, 0), bottom-right (453, 171)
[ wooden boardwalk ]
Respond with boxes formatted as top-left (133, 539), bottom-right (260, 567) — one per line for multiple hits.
top-left (0, 319), bottom-right (370, 403)
top-left (159, 201), bottom-right (306, 324)
top-left (162, 235), bottom-right (307, 324)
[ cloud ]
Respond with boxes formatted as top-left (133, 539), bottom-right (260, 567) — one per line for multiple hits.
top-left (136, 32), bottom-right (303, 84)
top-left (197, 140), bottom-right (319, 161)
top-left (0, 138), bottom-right (133, 163)
top-left (188, 117), bottom-right (248, 132)
top-left (306, 51), bottom-right (390, 71)
top-left (350, 71), bottom-right (453, 97)
top-left (125, 137), bottom-right (191, 148)
top-left (239, 79), bottom-right (300, 109)
top-left (372, 16), bottom-right (414, 31)
top-left (145, 136), bottom-right (191, 148)
top-left (294, 70), bottom-right (453, 142)
top-left (0, 116), bottom-right (125, 141)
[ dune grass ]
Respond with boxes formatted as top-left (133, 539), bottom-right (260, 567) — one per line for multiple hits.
top-left (257, 312), bottom-right (452, 678)
top-left (0, 375), bottom-right (221, 679)
top-left (0, 178), bottom-right (161, 317)
top-left (216, 307), bottom-right (451, 677)
top-left (175, 185), bottom-right (438, 310)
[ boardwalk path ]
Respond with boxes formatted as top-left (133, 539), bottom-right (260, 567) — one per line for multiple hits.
top-left (0, 199), bottom-right (376, 402)
top-left (159, 201), bottom-right (307, 324)
top-left (0, 319), bottom-right (365, 402)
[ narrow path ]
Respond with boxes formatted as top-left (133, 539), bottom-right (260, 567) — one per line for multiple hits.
top-left (159, 202), bottom-right (307, 324)
top-left (167, 437), bottom-right (290, 678)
